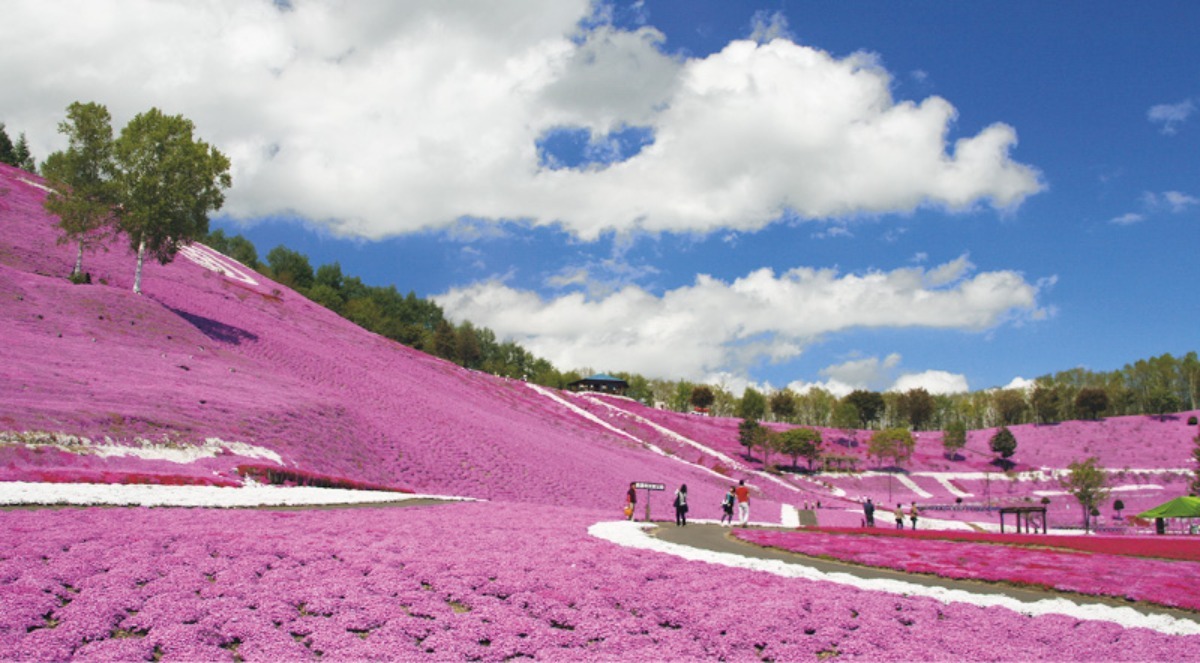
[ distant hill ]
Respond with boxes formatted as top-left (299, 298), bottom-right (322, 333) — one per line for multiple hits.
top-left (2, 162), bottom-right (1195, 523)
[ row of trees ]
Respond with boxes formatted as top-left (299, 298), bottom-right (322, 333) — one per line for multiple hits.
top-left (675, 357), bottom-right (1199, 433)
top-left (204, 233), bottom-right (574, 388)
top-left (0, 123), bottom-right (36, 171)
top-left (41, 101), bottom-right (231, 293)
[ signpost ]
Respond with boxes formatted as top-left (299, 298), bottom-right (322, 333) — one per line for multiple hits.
top-left (633, 482), bottom-right (664, 521)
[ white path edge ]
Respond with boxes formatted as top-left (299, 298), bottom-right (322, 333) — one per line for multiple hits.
top-left (588, 519), bottom-right (1200, 637)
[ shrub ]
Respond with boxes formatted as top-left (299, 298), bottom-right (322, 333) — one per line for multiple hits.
top-left (1188, 416), bottom-right (1197, 426)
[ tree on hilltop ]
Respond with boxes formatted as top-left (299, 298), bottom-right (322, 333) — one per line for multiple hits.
top-left (898, 387), bottom-right (936, 430)
top-left (1060, 457), bottom-right (1110, 533)
top-left (769, 389), bottom-right (797, 422)
top-left (943, 419), bottom-right (967, 459)
top-left (738, 387), bottom-right (767, 422)
top-left (737, 419), bottom-right (767, 461)
top-left (867, 428), bottom-right (915, 470)
top-left (112, 107), bottom-right (231, 294)
top-left (845, 390), bottom-right (885, 429)
top-left (1074, 387), bottom-right (1109, 420)
top-left (690, 385), bottom-right (714, 412)
top-left (1030, 383), bottom-right (1062, 424)
top-left (41, 101), bottom-right (118, 279)
top-left (989, 426), bottom-right (1017, 469)
top-left (0, 123), bottom-right (13, 165)
top-left (778, 426), bottom-right (823, 471)
top-left (0, 123), bottom-right (35, 170)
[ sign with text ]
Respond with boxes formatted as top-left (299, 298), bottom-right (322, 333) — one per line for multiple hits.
top-left (633, 482), bottom-right (664, 491)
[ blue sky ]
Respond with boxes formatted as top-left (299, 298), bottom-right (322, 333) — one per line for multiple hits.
top-left (3, 1), bottom-right (1197, 395)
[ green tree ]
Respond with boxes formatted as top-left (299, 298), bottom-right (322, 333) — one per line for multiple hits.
top-left (845, 390), bottom-right (885, 429)
top-left (1074, 387), bottom-right (1109, 420)
top-left (769, 389), bottom-right (797, 422)
top-left (205, 229), bottom-right (260, 269)
top-left (12, 132), bottom-right (35, 171)
top-left (112, 108), bottom-right (231, 294)
top-left (831, 400), bottom-right (859, 429)
top-left (867, 428), bottom-right (915, 470)
top-left (989, 426), bottom-right (1017, 469)
top-left (898, 387), bottom-right (936, 430)
top-left (41, 102), bottom-right (117, 278)
top-left (266, 245), bottom-right (314, 290)
top-left (778, 426), bottom-right (823, 471)
top-left (690, 385), bottom-right (715, 412)
top-left (1030, 383), bottom-right (1062, 424)
top-left (0, 123), bottom-right (14, 165)
top-left (738, 387), bottom-right (767, 422)
top-left (943, 420), bottom-right (967, 459)
top-left (432, 319), bottom-right (459, 362)
top-left (1060, 457), bottom-right (1110, 533)
top-left (737, 419), bottom-right (765, 460)
top-left (993, 389), bottom-right (1028, 425)
top-left (455, 321), bottom-right (483, 369)
top-left (1145, 386), bottom-right (1181, 421)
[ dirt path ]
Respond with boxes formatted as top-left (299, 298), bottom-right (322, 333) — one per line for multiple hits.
top-left (652, 522), bottom-right (1199, 622)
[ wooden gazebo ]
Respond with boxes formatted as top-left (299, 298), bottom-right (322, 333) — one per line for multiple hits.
top-left (567, 374), bottom-right (628, 395)
top-left (998, 505), bottom-right (1047, 534)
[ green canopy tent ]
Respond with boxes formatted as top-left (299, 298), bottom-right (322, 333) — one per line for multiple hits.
top-left (1135, 496), bottom-right (1200, 534)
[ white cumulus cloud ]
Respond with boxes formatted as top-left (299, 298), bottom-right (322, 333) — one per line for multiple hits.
top-left (435, 256), bottom-right (1047, 380)
top-left (2, 0), bottom-right (1043, 240)
top-left (890, 370), bottom-right (969, 395)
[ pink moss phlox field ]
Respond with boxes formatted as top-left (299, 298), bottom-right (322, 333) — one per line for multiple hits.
top-left (786, 527), bottom-right (1200, 562)
top-left (0, 164), bottom-right (748, 510)
top-left (735, 529), bottom-right (1200, 610)
top-left (3, 502), bottom-right (1199, 662)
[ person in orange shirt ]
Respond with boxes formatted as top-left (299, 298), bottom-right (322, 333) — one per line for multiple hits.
top-left (734, 479), bottom-right (750, 526)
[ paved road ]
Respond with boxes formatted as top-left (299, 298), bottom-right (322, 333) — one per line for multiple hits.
top-left (652, 522), bottom-right (1199, 623)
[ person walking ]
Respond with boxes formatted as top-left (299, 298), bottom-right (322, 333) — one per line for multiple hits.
top-left (909, 502), bottom-right (920, 530)
top-left (720, 487), bottom-right (735, 526)
top-left (673, 484), bottom-right (689, 526)
top-left (735, 480), bottom-right (750, 526)
top-left (625, 482), bottom-right (637, 521)
top-left (864, 498), bottom-right (876, 527)
top-left (894, 503), bottom-right (904, 529)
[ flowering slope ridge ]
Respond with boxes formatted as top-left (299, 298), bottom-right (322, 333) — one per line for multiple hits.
top-left (590, 521), bottom-right (1200, 636)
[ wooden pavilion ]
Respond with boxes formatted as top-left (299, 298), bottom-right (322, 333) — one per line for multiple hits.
top-left (567, 374), bottom-right (629, 395)
top-left (998, 505), bottom-right (1047, 534)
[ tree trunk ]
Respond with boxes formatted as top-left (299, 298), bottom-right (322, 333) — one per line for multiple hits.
top-left (73, 242), bottom-right (83, 276)
top-left (133, 239), bottom-right (146, 294)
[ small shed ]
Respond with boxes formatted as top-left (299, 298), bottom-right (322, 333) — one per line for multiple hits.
top-left (567, 374), bottom-right (629, 395)
top-left (998, 505), bottom-right (1047, 534)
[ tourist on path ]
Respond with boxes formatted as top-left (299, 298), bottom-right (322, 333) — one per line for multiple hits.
top-left (863, 497), bottom-right (876, 527)
top-left (625, 482), bottom-right (637, 521)
top-left (673, 484), bottom-right (689, 526)
top-left (735, 480), bottom-right (751, 526)
top-left (909, 502), bottom-right (920, 530)
top-left (720, 487), bottom-right (735, 526)
top-left (894, 503), bottom-right (904, 529)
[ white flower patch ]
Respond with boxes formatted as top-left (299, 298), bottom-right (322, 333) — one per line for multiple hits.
top-left (178, 243), bottom-right (260, 286)
top-left (2, 432), bottom-right (283, 465)
top-left (0, 481), bottom-right (476, 508)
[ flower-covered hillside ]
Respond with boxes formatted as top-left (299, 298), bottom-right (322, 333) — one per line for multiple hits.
top-left (0, 163), bottom-right (759, 510)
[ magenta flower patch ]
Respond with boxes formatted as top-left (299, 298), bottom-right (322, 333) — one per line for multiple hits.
top-left (735, 528), bottom-right (1200, 610)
